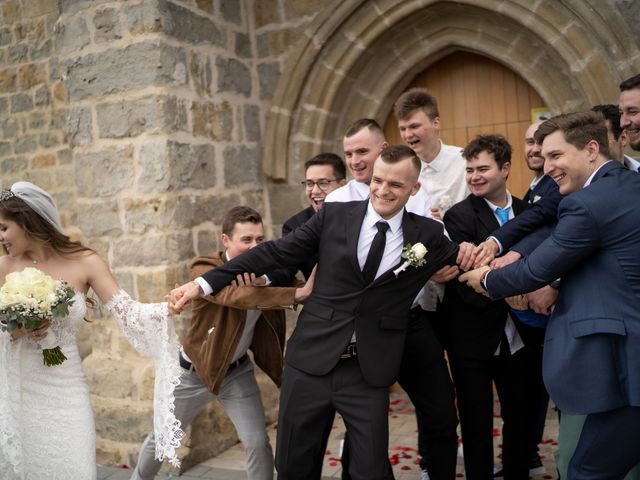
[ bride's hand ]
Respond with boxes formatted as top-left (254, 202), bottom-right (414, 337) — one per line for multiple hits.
top-left (25, 320), bottom-right (51, 342)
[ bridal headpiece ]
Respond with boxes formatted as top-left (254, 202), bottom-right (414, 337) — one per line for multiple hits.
top-left (0, 181), bottom-right (65, 234)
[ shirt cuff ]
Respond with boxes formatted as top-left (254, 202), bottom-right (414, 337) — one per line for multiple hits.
top-left (261, 275), bottom-right (272, 286)
top-left (488, 236), bottom-right (503, 256)
top-left (481, 270), bottom-right (490, 292)
top-left (194, 276), bottom-right (212, 296)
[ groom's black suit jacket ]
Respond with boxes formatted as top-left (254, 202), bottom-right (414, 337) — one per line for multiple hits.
top-left (202, 200), bottom-right (459, 387)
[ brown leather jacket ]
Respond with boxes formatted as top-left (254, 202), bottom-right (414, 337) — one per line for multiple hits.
top-left (182, 251), bottom-right (297, 394)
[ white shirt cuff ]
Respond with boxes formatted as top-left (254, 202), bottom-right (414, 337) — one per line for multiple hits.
top-left (487, 236), bottom-right (503, 255)
top-left (195, 276), bottom-right (212, 296)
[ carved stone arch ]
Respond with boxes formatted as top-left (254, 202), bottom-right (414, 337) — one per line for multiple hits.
top-left (264, 0), bottom-right (640, 183)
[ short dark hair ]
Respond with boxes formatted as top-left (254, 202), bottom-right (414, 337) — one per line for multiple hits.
top-left (534, 111), bottom-right (610, 159)
top-left (393, 88), bottom-right (439, 121)
top-left (591, 104), bottom-right (623, 141)
top-left (378, 145), bottom-right (421, 175)
top-left (304, 153), bottom-right (346, 180)
top-left (222, 206), bottom-right (262, 236)
top-left (462, 134), bottom-right (512, 169)
top-left (344, 118), bottom-right (384, 138)
top-left (620, 74), bottom-right (640, 92)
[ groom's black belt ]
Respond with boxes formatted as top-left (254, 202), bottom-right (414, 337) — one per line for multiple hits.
top-left (179, 353), bottom-right (249, 373)
top-left (340, 343), bottom-right (358, 359)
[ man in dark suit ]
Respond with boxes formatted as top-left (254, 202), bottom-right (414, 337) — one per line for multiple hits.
top-left (170, 145), bottom-right (475, 480)
top-left (461, 111), bottom-right (640, 479)
top-left (282, 152), bottom-right (346, 280)
top-left (442, 134), bottom-right (532, 479)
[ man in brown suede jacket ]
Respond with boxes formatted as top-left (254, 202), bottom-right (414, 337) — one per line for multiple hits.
top-left (131, 206), bottom-right (312, 480)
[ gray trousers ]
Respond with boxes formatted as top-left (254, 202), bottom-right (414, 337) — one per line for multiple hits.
top-left (130, 358), bottom-right (274, 480)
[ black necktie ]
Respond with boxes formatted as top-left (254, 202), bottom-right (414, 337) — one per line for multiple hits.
top-left (362, 221), bottom-right (390, 284)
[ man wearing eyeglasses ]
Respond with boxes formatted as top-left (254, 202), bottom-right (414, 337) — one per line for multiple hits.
top-left (282, 153), bottom-right (347, 280)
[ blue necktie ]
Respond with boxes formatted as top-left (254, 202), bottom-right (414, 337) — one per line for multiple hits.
top-left (495, 207), bottom-right (511, 226)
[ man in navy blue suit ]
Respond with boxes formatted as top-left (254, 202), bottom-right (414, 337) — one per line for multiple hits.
top-left (461, 111), bottom-right (640, 479)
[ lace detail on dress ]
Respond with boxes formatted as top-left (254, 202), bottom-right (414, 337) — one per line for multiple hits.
top-left (105, 290), bottom-right (184, 467)
top-left (0, 332), bottom-right (22, 478)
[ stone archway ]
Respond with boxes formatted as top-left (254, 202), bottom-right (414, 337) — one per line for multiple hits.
top-left (264, 0), bottom-right (640, 188)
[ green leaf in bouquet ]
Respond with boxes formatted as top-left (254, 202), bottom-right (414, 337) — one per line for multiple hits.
top-left (51, 302), bottom-right (70, 318)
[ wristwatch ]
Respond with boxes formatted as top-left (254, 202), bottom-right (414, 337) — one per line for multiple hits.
top-left (480, 269), bottom-right (490, 292)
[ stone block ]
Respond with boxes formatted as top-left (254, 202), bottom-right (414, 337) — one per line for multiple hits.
top-left (0, 27), bottom-right (11, 46)
top-left (124, 1), bottom-right (163, 35)
top-left (14, 18), bottom-right (46, 43)
top-left (14, 134), bottom-right (38, 154)
top-left (75, 147), bottom-right (135, 197)
top-left (224, 145), bottom-right (262, 185)
top-left (257, 61), bottom-right (280, 100)
top-left (93, 7), bottom-right (122, 43)
top-left (221, 0), bottom-right (242, 24)
top-left (57, 15), bottom-right (90, 56)
top-left (28, 111), bottom-right (47, 130)
top-left (0, 97), bottom-right (6, 114)
top-left (122, 196), bottom-right (167, 234)
top-left (84, 353), bottom-right (136, 399)
top-left (161, 0), bottom-right (225, 46)
top-left (112, 232), bottom-right (194, 267)
top-left (67, 107), bottom-right (93, 147)
top-left (52, 81), bottom-right (67, 102)
top-left (0, 117), bottom-right (19, 139)
top-left (283, 0), bottom-right (324, 19)
top-left (8, 44), bottom-right (28, 63)
top-left (0, 142), bottom-right (11, 156)
top-left (195, 0), bottom-right (214, 14)
top-left (50, 108), bottom-right (68, 129)
top-left (196, 228), bottom-right (218, 256)
top-left (10, 93), bottom-right (33, 113)
top-left (57, 148), bottom-right (72, 164)
top-left (34, 85), bottom-right (50, 107)
top-left (254, 0), bottom-right (280, 28)
top-left (39, 131), bottom-right (61, 148)
top-left (216, 56), bottom-right (251, 97)
top-left (0, 68), bottom-right (16, 92)
top-left (76, 199), bottom-right (123, 237)
top-left (23, 0), bottom-right (57, 17)
top-left (235, 32), bottom-right (251, 58)
top-left (191, 100), bottom-right (232, 141)
top-left (30, 38), bottom-right (52, 61)
top-left (0, 2), bottom-right (19, 25)
top-left (257, 29), bottom-right (300, 58)
top-left (64, 40), bottom-right (187, 102)
top-left (189, 51), bottom-right (212, 97)
top-left (243, 104), bottom-right (261, 142)
top-left (137, 140), bottom-right (216, 192)
top-left (0, 156), bottom-right (27, 174)
top-left (96, 95), bottom-right (187, 139)
top-left (135, 265), bottom-right (187, 303)
top-left (59, 0), bottom-right (111, 16)
top-left (18, 63), bottom-right (46, 89)
top-left (31, 153), bottom-right (56, 168)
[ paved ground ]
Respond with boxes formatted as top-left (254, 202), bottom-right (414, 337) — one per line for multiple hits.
top-left (98, 393), bottom-right (559, 479)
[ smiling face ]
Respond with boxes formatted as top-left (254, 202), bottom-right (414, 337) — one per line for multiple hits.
top-left (465, 151), bottom-right (510, 204)
top-left (369, 156), bottom-right (421, 219)
top-left (343, 128), bottom-right (387, 184)
top-left (542, 130), bottom-right (599, 194)
top-left (620, 88), bottom-right (640, 151)
top-left (222, 221), bottom-right (265, 259)
top-left (524, 121), bottom-right (544, 173)
top-left (304, 164), bottom-right (345, 212)
top-left (398, 109), bottom-right (440, 159)
top-left (0, 215), bottom-right (30, 257)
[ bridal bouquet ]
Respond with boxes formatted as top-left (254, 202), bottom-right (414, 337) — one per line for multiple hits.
top-left (0, 267), bottom-right (75, 366)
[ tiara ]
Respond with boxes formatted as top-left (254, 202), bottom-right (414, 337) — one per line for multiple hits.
top-left (0, 190), bottom-right (15, 202)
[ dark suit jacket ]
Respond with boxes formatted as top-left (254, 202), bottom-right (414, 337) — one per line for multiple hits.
top-left (442, 194), bottom-right (528, 359)
top-left (492, 175), bottom-right (562, 256)
top-left (282, 206), bottom-right (316, 280)
top-left (485, 162), bottom-right (640, 414)
top-left (201, 200), bottom-right (459, 387)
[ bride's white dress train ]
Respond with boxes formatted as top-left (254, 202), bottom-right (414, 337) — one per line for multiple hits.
top-left (0, 291), bottom-right (183, 480)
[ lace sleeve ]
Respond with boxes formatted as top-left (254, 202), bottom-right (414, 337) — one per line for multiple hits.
top-left (0, 331), bottom-right (23, 478)
top-left (105, 291), bottom-right (184, 467)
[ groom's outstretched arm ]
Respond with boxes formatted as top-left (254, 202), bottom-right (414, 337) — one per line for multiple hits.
top-left (171, 208), bottom-right (324, 311)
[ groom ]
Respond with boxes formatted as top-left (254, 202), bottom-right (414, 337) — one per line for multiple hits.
top-left (170, 145), bottom-right (474, 480)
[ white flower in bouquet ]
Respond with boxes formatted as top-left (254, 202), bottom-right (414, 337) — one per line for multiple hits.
top-left (0, 267), bottom-right (75, 366)
top-left (394, 243), bottom-right (428, 277)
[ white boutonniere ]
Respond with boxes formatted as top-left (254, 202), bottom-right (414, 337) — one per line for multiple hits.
top-left (394, 242), bottom-right (428, 277)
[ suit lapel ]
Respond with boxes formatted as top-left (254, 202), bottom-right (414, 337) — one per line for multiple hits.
top-left (470, 195), bottom-right (500, 234)
top-left (591, 160), bottom-right (623, 184)
top-left (347, 201), bottom-right (369, 280)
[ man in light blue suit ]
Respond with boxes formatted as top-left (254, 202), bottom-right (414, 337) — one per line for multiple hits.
top-left (461, 111), bottom-right (640, 479)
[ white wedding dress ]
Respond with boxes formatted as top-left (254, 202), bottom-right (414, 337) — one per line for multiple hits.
top-left (0, 291), bottom-right (183, 480)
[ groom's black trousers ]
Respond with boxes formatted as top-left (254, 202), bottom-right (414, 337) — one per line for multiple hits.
top-left (341, 307), bottom-right (458, 480)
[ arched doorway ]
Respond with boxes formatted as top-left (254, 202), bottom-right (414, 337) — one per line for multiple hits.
top-left (384, 51), bottom-right (547, 198)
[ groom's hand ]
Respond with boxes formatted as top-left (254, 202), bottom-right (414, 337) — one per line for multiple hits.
top-left (459, 265), bottom-right (490, 295)
top-left (169, 281), bottom-right (203, 312)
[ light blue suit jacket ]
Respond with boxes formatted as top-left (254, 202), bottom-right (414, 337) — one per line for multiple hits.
top-left (486, 161), bottom-right (640, 414)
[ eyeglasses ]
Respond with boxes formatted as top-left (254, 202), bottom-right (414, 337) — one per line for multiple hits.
top-left (301, 179), bottom-right (339, 190)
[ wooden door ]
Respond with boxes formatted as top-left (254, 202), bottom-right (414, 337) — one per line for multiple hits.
top-left (384, 51), bottom-right (547, 198)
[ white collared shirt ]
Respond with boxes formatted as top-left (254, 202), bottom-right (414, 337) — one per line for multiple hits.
top-left (624, 155), bottom-right (640, 172)
top-left (326, 179), bottom-right (434, 218)
top-left (528, 174), bottom-right (544, 191)
top-left (357, 202), bottom-right (405, 279)
top-left (419, 142), bottom-right (470, 213)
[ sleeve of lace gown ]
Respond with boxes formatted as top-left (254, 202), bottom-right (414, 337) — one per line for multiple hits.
top-left (0, 331), bottom-right (23, 477)
top-left (105, 291), bottom-right (184, 467)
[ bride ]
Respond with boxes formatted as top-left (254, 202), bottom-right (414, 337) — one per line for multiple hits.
top-left (0, 182), bottom-right (183, 479)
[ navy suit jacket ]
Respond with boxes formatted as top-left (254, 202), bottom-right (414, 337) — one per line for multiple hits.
top-left (493, 175), bottom-right (562, 256)
top-left (485, 161), bottom-right (640, 414)
top-left (201, 200), bottom-right (459, 387)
